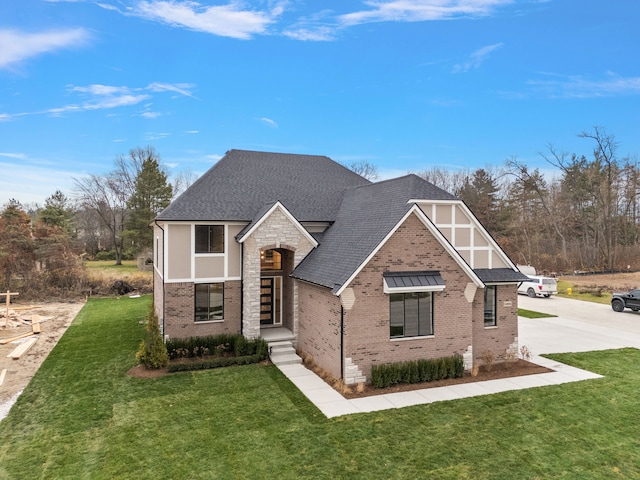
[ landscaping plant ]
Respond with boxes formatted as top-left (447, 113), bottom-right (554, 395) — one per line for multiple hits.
top-left (136, 305), bottom-right (169, 369)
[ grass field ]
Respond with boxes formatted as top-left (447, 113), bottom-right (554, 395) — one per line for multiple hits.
top-left (556, 280), bottom-right (612, 305)
top-left (0, 296), bottom-right (638, 479)
top-left (517, 308), bottom-right (557, 318)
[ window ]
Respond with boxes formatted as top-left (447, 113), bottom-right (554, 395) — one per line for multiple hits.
top-left (390, 292), bottom-right (433, 338)
top-left (484, 285), bottom-right (497, 327)
top-left (195, 225), bottom-right (224, 253)
top-left (195, 283), bottom-right (224, 322)
top-left (260, 249), bottom-right (282, 271)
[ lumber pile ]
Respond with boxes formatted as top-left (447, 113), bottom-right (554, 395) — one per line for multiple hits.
top-left (6, 337), bottom-right (38, 359)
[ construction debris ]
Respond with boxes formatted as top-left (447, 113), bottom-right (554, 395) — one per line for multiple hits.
top-left (7, 337), bottom-right (38, 360)
top-left (1, 291), bottom-right (19, 328)
top-left (0, 369), bottom-right (6, 387)
top-left (0, 332), bottom-right (34, 345)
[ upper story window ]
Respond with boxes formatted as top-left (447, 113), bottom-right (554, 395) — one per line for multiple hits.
top-left (484, 285), bottom-right (497, 327)
top-left (260, 249), bottom-right (282, 270)
top-left (195, 225), bottom-right (224, 253)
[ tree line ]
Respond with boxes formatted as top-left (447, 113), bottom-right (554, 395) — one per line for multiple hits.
top-left (418, 127), bottom-right (640, 274)
top-left (2, 128), bottom-right (638, 297)
top-left (0, 146), bottom-right (180, 295)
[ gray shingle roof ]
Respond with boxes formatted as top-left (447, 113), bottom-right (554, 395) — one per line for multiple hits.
top-left (291, 174), bottom-right (458, 292)
top-left (156, 149), bottom-right (371, 222)
top-left (474, 268), bottom-right (529, 283)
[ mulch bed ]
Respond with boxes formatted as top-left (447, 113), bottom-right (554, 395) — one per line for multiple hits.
top-left (326, 359), bottom-right (552, 399)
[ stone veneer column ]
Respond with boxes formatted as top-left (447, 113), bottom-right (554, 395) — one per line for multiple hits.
top-left (241, 207), bottom-right (315, 339)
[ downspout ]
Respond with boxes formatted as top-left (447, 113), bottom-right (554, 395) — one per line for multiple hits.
top-left (240, 242), bottom-right (244, 337)
top-left (154, 220), bottom-right (166, 337)
top-left (340, 305), bottom-right (345, 381)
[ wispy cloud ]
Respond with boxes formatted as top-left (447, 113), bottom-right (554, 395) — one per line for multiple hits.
top-left (283, 26), bottom-right (337, 41)
top-left (259, 117), bottom-right (279, 128)
top-left (0, 28), bottom-right (90, 69)
top-left (121, 0), bottom-right (285, 39)
top-left (1, 82), bottom-right (195, 120)
top-left (0, 152), bottom-right (27, 160)
top-left (147, 82), bottom-right (197, 98)
top-left (528, 72), bottom-right (640, 99)
top-left (339, 0), bottom-right (513, 26)
top-left (452, 42), bottom-right (503, 73)
top-left (185, 130), bottom-right (199, 134)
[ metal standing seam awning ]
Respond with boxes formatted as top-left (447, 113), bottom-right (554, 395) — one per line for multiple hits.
top-left (383, 271), bottom-right (446, 294)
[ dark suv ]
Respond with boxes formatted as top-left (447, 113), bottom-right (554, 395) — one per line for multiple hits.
top-left (611, 289), bottom-right (640, 312)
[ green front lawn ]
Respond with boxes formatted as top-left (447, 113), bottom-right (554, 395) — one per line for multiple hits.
top-left (1, 296), bottom-right (639, 479)
top-left (517, 308), bottom-right (557, 318)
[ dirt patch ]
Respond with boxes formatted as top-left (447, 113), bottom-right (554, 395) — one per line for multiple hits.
top-left (0, 302), bottom-right (85, 406)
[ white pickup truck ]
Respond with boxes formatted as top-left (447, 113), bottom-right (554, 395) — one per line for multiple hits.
top-left (517, 275), bottom-right (558, 298)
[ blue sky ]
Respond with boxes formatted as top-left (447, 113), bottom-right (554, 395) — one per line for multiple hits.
top-left (2, 0), bottom-right (640, 206)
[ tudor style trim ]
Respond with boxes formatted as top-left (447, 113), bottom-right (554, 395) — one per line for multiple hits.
top-left (408, 198), bottom-right (519, 271)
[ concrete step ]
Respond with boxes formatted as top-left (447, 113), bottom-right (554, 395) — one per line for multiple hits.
top-left (270, 352), bottom-right (302, 366)
top-left (267, 339), bottom-right (302, 366)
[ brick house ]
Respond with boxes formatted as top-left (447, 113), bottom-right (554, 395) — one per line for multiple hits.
top-left (153, 149), bottom-right (528, 383)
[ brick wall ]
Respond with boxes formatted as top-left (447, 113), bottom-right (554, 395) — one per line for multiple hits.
top-left (471, 284), bottom-right (519, 362)
top-left (342, 212), bottom-right (474, 379)
top-left (297, 280), bottom-right (342, 379)
top-left (163, 280), bottom-right (242, 339)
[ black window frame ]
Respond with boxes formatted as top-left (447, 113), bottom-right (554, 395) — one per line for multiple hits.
top-left (195, 225), bottom-right (224, 254)
top-left (389, 291), bottom-right (434, 339)
top-left (484, 285), bottom-right (497, 327)
top-left (194, 283), bottom-right (224, 322)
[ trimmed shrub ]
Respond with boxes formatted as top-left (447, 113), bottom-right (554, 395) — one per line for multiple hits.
top-left (167, 354), bottom-right (264, 373)
top-left (371, 354), bottom-right (464, 389)
top-left (165, 334), bottom-right (268, 362)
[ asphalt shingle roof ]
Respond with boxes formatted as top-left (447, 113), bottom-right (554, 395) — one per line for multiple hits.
top-left (156, 149), bottom-right (371, 222)
top-left (291, 174), bottom-right (458, 292)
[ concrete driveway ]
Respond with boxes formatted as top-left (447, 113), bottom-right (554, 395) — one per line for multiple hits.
top-left (518, 294), bottom-right (640, 354)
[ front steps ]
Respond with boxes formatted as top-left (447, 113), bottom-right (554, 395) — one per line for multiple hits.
top-left (268, 340), bottom-right (302, 366)
top-left (261, 327), bottom-right (302, 366)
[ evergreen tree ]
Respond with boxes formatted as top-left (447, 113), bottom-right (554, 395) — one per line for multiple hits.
top-left (136, 305), bottom-right (169, 369)
top-left (124, 156), bottom-right (173, 253)
top-left (38, 190), bottom-right (75, 237)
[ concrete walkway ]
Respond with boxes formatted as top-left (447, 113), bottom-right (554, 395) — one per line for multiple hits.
top-left (275, 295), bottom-right (634, 418)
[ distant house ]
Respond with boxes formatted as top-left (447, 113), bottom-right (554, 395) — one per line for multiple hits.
top-left (153, 150), bottom-right (527, 383)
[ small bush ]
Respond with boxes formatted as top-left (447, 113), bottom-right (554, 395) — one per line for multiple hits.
top-left (520, 345), bottom-right (533, 361)
top-left (166, 334), bottom-right (268, 362)
top-left (167, 354), bottom-right (264, 372)
top-left (481, 350), bottom-right (496, 373)
top-left (95, 250), bottom-right (116, 261)
top-left (371, 354), bottom-right (464, 389)
top-left (136, 306), bottom-right (169, 369)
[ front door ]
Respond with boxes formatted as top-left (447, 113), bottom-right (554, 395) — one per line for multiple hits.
top-left (260, 276), bottom-right (282, 325)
